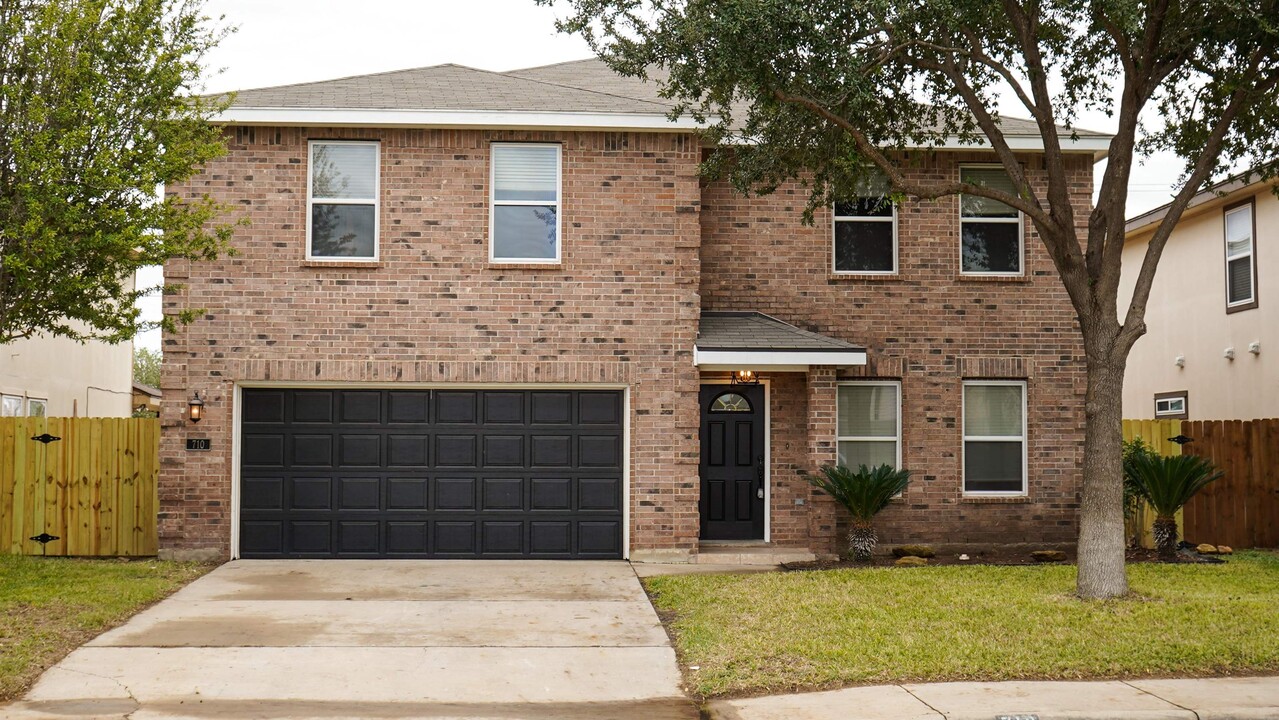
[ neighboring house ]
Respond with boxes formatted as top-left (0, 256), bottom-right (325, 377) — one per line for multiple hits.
top-left (1121, 172), bottom-right (1276, 421)
top-left (133, 382), bottom-right (162, 416)
top-left (0, 333), bottom-right (133, 418)
top-left (161, 59), bottom-right (1110, 562)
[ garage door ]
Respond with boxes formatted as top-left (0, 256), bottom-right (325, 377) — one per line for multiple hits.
top-left (238, 388), bottom-right (624, 559)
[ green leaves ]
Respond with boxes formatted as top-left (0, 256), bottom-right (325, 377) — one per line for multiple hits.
top-left (0, 0), bottom-right (236, 344)
top-left (1123, 452), bottom-right (1224, 518)
top-left (805, 463), bottom-right (912, 522)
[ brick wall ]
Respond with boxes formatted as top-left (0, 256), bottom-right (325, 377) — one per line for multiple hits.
top-left (162, 127), bottom-right (704, 558)
top-left (700, 151), bottom-right (1091, 548)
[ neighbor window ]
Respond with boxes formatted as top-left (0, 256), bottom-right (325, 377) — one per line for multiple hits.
top-left (308, 140), bottom-right (379, 260)
top-left (1154, 392), bottom-right (1188, 419)
top-left (1224, 200), bottom-right (1257, 310)
top-left (836, 382), bottom-right (901, 469)
top-left (491, 143), bottom-right (561, 263)
top-left (26, 398), bottom-right (47, 417)
top-left (963, 381), bottom-right (1027, 494)
top-left (833, 175), bottom-right (896, 273)
top-left (960, 166), bottom-right (1023, 274)
top-left (1, 395), bottom-right (21, 417)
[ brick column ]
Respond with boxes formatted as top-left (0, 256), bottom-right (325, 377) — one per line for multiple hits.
top-left (805, 366), bottom-right (840, 553)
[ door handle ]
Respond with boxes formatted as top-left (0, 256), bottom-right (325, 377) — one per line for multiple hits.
top-left (756, 487), bottom-right (764, 499)
top-left (757, 455), bottom-right (764, 482)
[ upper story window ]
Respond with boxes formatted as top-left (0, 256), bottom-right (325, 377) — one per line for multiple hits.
top-left (833, 175), bottom-right (897, 274)
top-left (1224, 200), bottom-right (1257, 311)
top-left (491, 143), bottom-right (561, 263)
top-left (836, 381), bottom-right (901, 469)
top-left (962, 380), bottom-right (1027, 495)
top-left (308, 141), bottom-right (379, 261)
top-left (960, 166), bottom-right (1023, 275)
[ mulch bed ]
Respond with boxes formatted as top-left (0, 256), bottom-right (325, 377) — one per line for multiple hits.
top-left (784, 546), bottom-right (1231, 571)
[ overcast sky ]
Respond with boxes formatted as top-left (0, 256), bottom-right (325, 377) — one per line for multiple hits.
top-left (134, 0), bottom-right (1185, 351)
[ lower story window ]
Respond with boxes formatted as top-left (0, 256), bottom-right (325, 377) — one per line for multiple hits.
top-left (27, 398), bottom-right (47, 417)
top-left (963, 381), bottom-right (1027, 494)
top-left (1154, 391), bottom-right (1188, 419)
top-left (1, 394), bottom-right (22, 416)
top-left (836, 381), bottom-right (901, 468)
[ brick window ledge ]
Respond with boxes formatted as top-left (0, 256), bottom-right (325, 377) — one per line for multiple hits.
top-left (302, 260), bottom-right (383, 269)
top-left (960, 495), bottom-right (1032, 504)
top-left (956, 274), bottom-right (1032, 283)
top-left (827, 273), bottom-right (902, 282)
top-left (488, 263), bottom-right (564, 270)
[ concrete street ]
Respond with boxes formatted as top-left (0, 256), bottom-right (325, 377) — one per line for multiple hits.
top-left (4, 560), bottom-right (697, 719)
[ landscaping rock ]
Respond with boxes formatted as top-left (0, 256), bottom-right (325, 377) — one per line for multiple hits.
top-left (1196, 543), bottom-right (1219, 554)
top-left (1217, 545), bottom-right (1233, 555)
top-left (894, 556), bottom-right (928, 567)
top-left (892, 544), bottom-right (936, 558)
top-left (1030, 550), bottom-right (1068, 563)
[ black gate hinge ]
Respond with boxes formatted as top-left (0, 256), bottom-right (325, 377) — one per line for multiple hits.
top-left (30, 533), bottom-right (59, 545)
top-left (31, 433), bottom-right (61, 444)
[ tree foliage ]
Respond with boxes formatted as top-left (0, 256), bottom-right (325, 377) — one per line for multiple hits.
top-left (545, 0), bottom-right (1279, 598)
top-left (0, 0), bottom-right (236, 344)
top-left (133, 346), bottom-right (161, 387)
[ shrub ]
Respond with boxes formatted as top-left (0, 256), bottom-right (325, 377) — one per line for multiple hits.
top-left (806, 464), bottom-right (911, 561)
top-left (1125, 452), bottom-right (1223, 559)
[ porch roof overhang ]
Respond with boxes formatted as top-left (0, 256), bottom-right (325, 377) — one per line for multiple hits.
top-left (694, 311), bottom-right (867, 371)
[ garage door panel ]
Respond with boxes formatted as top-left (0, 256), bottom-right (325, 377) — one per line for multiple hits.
top-left (435, 477), bottom-right (476, 510)
top-left (240, 389), bottom-right (623, 559)
top-left (387, 477), bottom-right (429, 510)
top-left (387, 435), bottom-right (428, 466)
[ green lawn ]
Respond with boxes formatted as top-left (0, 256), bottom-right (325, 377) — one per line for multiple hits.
top-left (0, 556), bottom-right (213, 701)
top-left (643, 551), bottom-right (1279, 697)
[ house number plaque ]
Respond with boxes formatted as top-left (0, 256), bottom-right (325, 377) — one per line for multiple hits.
top-left (186, 438), bottom-right (212, 451)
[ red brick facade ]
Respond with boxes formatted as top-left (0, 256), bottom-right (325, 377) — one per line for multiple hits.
top-left (162, 127), bottom-right (1088, 560)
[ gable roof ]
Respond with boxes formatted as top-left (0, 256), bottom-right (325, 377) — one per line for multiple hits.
top-left (213, 58), bottom-right (1110, 155)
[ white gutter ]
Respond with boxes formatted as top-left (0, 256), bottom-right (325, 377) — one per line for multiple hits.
top-left (213, 107), bottom-right (703, 132)
top-left (693, 347), bottom-right (868, 368)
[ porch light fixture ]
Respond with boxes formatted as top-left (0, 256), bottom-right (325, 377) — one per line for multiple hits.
top-left (188, 392), bottom-right (205, 423)
top-left (731, 369), bottom-right (760, 386)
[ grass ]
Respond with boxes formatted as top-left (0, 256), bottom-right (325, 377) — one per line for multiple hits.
top-left (643, 551), bottom-right (1279, 697)
top-left (0, 555), bottom-right (214, 701)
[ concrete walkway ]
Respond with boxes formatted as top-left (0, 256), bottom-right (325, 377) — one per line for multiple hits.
top-left (708, 676), bottom-right (1279, 720)
top-left (6, 560), bottom-right (697, 719)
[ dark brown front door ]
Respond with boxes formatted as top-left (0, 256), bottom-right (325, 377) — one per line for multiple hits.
top-left (698, 384), bottom-right (765, 540)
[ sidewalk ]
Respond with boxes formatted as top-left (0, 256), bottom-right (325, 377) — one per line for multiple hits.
top-left (707, 676), bottom-right (1279, 720)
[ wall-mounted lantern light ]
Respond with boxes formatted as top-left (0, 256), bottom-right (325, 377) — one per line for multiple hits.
top-left (188, 392), bottom-right (205, 423)
top-left (731, 369), bottom-right (760, 386)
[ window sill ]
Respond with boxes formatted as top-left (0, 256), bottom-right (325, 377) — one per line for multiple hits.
top-left (956, 274), bottom-right (1031, 283)
top-left (1226, 300), bottom-right (1259, 314)
top-left (303, 260), bottom-right (382, 269)
top-left (488, 262), bottom-right (563, 270)
top-left (828, 273), bottom-right (901, 282)
top-left (960, 494), bottom-right (1030, 504)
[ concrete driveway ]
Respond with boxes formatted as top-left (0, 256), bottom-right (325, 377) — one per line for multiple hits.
top-left (9, 560), bottom-right (696, 719)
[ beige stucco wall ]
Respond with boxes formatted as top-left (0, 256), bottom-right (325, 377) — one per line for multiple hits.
top-left (1121, 187), bottom-right (1277, 420)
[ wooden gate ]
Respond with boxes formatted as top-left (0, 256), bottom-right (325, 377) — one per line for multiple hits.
top-left (0, 417), bottom-right (159, 556)
top-left (1182, 419), bottom-right (1279, 549)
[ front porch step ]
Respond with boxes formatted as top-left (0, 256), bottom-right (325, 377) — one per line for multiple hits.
top-left (695, 542), bottom-right (816, 566)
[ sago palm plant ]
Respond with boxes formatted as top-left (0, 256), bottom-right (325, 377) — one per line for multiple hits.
top-left (1124, 452), bottom-right (1223, 559)
top-left (806, 464), bottom-right (912, 561)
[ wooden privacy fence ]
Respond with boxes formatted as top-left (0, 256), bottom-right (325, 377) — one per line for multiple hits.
top-left (1182, 419), bottom-right (1279, 549)
top-left (1122, 419), bottom-right (1183, 549)
top-left (1, 417), bottom-right (159, 556)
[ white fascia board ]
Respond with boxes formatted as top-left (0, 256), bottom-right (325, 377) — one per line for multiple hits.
top-left (213, 107), bottom-right (704, 131)
top-left (722, 132), bottom-right (1111, 159)
top-left (694, 348), bottom-right (868, 367)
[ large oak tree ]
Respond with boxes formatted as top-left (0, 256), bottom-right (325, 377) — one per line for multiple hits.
top-left (543, 0), bottom-right (1279, 598)
top-left (0, 0), bottom-right (235, 345)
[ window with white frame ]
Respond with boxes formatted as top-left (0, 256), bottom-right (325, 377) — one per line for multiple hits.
top-left (833, 174), bottom-right (896, 274)
top-left (490, 143), bottom-right (561, 263)
top-left (1224, 201), bottom-right (1256, 309)
top-left (960, 166), bottom-right (1023, 274)
top-left (1154, 392), bottom-right (1188, 419)
top-left (963, 381), bottom-right (1027, 494)
top-left (26, 398), bottom-right (47, 417)
top-left (1, 394), bottom-right (23, 417)
top-left (836, 382), bottom-right (901, 469)
top-left (308, 141), bottom-right (379, 260)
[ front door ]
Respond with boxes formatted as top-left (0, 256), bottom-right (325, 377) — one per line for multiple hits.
top-left (698, 383), bottom-right (765, 540)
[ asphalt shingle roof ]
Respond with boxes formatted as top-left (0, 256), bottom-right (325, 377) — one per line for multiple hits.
top-left (223, 58), bottom-right (1110, 140)
top-left (697, 312), bottom-right (865, 352)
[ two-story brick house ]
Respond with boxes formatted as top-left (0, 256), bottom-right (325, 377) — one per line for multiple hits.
top-left (160, 59), bottom-right (1109, 562)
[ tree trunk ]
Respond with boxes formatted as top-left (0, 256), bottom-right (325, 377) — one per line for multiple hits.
top-left (848, 519), bottom-right (877, 562)
top-left (1076, 360), bottom-right (1130, 599)
top-left (1152, 515), bottom-right (1179, 560)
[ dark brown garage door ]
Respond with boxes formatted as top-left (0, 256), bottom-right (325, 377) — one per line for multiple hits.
top-left (238, 388), bottom-right (624, 559)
